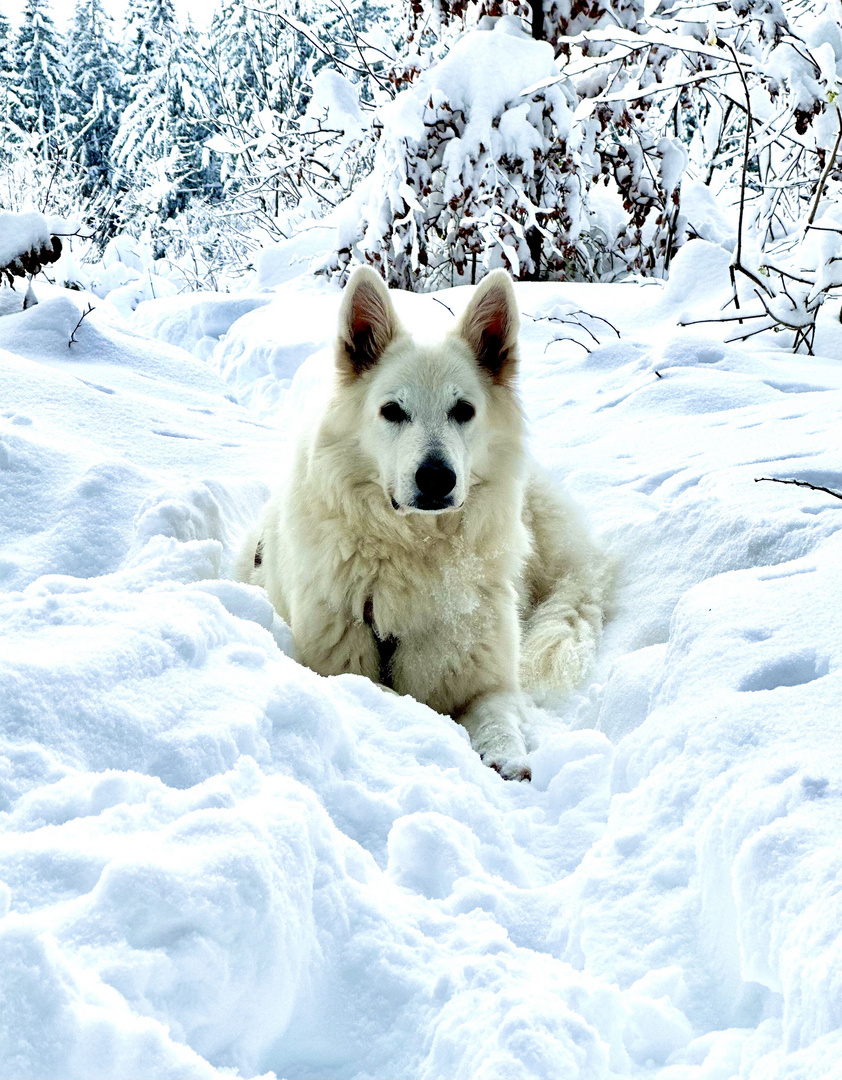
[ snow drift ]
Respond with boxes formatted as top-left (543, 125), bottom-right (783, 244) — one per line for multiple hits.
top-left (1, 241), bottom-right (840, 1079)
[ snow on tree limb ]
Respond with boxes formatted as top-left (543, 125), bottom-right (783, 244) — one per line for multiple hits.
top-left (0, 210), bottom-right (68, 284)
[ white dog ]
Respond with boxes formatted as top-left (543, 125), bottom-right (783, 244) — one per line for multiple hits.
top-left (236, 268), bottom-right (610, 780)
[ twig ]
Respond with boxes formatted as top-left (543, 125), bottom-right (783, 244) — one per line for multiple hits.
top-left (680, 311), bottom-right (768, 326)
top-left (721, 39), bottom-right (769, 317)
top-left (806, 105), bottom-right (842, 228)
top-left (431, 296), bottom-right (454, 316)
top-left (329, 0), bottom-right (394, 93)
top-left (544, 336), bottom-right (590, 354)
top-left (759, 264), bottom-right (814, 286)
top-left (527, 309), bottom-right (621, 337)
top-left (752, 289), bottom-right (813, 351)
top-left (68, 303), bottom-right (95, 348)
top-left (39, 157), bottom-right (63, 214)
top-left (754, 476), bottom-right (842, 501)
top-left (251, 4), bottom-right (390, 84)
top-left (724, 321), bottom-right (779, 344)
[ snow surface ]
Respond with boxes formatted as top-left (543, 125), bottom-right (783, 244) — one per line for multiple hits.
top-left (1, 240), bottom-right (841, 1080)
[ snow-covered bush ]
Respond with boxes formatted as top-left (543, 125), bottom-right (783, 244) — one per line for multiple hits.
top-left (317, 12), bottom-right (696, 287)
top-left (0, 209), bottom-right (66, 285)
top-left (313, 0), bottom-right (842, 347)
top-left (320, 21), bottom-right (590, 288)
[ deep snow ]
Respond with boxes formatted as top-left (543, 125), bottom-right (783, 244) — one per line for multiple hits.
top-left (1, 239), bottom-right (840, 1080)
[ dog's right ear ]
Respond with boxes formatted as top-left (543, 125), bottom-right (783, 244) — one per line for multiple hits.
top-left (336, 267), bottom-right (402, 379)
top-left (453, 269), bottom-right (520, 384)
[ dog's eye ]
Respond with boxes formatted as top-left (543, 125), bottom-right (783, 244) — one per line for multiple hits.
top-left (380, 402), bottom-right (409, 423)
top-left (449, 400), bottom-right (475, 424)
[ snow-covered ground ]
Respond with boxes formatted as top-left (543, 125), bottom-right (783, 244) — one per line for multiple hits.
top-left (1, 241), bottom-right (840, 1080)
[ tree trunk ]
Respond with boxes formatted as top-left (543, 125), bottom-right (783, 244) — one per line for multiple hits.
top-left (529, 1), bottom-right (544, 41)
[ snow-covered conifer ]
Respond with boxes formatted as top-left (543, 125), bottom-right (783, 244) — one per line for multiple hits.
top-left (199, 0), bottom-right (395, 239)
top-left (112, 1), bottom-right (217, 223)
top-left (0, 7), bottom-right (19, 156)
top-left (209, 0), bottom-right (290, 128)
top-left (11, 0), bottom-right (67, 159)
top-left (124, 0), bottom-right (178, 80)
top-left (0, 8), bottom-right (13, 84)
top-left (65, 0), bottom-right (125, 200)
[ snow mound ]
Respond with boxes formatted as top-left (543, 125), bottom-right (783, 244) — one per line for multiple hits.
top-left (132, 293), bottom-right (272, 361)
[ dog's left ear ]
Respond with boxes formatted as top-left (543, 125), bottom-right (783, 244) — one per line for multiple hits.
top-left (453, 270), bottom-right (520, 384)
top-left (336, 266), bottom-right (402, 379)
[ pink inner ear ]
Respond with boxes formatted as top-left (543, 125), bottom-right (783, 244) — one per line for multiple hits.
top-left (350, 282), bottom-right (389, 339)
top-left (482, 303), bottom-right (507, 343)
top-left (467, 286), bottom-right (514, 379)
top-left (343, 279), bottom-right (395, 375)
top-left (350, 309), bottom-right (368, 339)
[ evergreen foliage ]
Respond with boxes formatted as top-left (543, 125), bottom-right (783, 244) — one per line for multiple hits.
top-left (0, 8), bottom-right (19, 157)
top-left (11, 0), bottom-right (67, 160)
top-left (111, 0), bottom-right (218, 225)
top-left (124, 0), bottom-right (178, 79)
top-left (65, 0), bottom-right (125, 200)
top-left (208, 0), bottom-right (289, 127)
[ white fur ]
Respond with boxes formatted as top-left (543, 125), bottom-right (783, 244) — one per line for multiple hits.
top-left (236, 268), bottom-right (611, 780)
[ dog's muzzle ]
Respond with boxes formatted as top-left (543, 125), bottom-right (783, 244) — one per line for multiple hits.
top-left (412, 456), bottom-right (457, 511)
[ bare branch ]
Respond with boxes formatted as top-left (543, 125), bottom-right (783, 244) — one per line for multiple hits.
top-left (754, 477), bottom-right (842, 502)
top-left (807, 105), bottom-right (842, 228)
top-left (68, 304), bottom-right (95, 348)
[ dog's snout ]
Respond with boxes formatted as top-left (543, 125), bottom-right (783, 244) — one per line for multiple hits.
top-left (415, 457), bottom-right (456, 499)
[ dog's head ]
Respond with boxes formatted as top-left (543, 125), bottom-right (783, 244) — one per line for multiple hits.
top-left (334, 267), bottom-right (521, 515)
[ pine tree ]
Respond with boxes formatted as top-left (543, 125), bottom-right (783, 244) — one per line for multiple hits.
top-left (124, 0), bottom-right (177, 80)
top-left (65, 0), bottom-right (125, 200)
top-left (112, 1), bottom-right (218, 222)
top-left (209, 0), bottom-right (289, 128)
top-left (201, 0), bottom-right (299, 215)
top-left (12, 0), bottom-right (67, 159)
top-left (0, 8), bottom-right (13, 84)
top-left (199, 0), bottom-right (398, 234)
top-left (0, 6), bottom-right (18, 158)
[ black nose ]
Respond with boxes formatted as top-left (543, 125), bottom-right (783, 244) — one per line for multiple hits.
top-left (415, 457), bottom-right (456, 499)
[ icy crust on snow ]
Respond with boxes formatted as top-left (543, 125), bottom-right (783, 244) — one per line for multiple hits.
top-left (2, 244), bottom-right (842, 1079)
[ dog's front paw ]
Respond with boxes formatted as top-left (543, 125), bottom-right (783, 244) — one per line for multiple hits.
top-left (461, 692), bottom-right (531, 780)
top-left (482, 753), bottom-right (532, 782)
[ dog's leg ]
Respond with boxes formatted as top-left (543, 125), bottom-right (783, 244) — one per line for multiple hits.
top-left (394, 595), bottom-right (532, 781)
top-left (520, 470), bottom-right (612, 693)
top-left (458, 692), bottom-right (531, 781)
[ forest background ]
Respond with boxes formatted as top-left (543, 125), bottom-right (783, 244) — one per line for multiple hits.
top-left (1, 0), bottom-right (841, 350)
